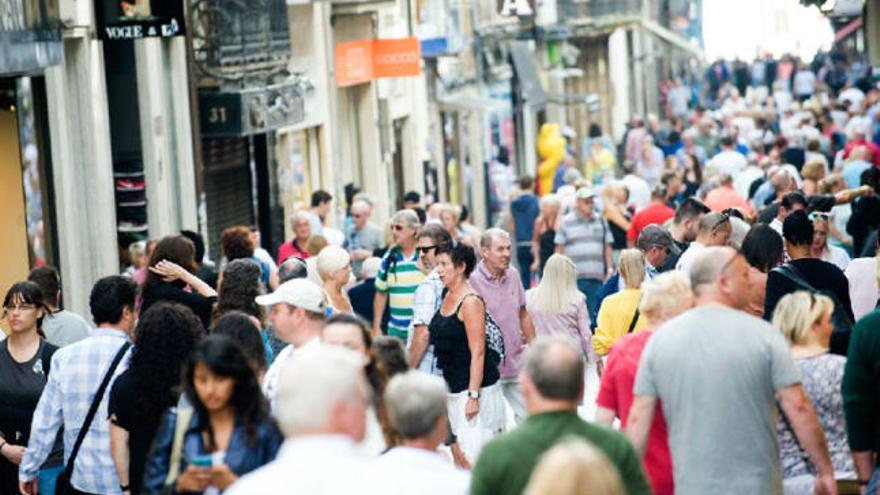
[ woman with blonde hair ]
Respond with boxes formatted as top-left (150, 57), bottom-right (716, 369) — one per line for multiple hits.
top-left (601, 181), bottom-right (632, 264)
top-left (772, 291), bottom-right (854, 493)
top-left (530, 194), bottom-right (562, 277)
top-left (592, 249), bottom-right (647, 358)
top-left (525, 254), bottom-right (594, 362)
top-left (317, 245), bottom-right (353, 314)
top-left (595, 272), bottom-right (694, 495)
top-left (811, 212), bottom-right (850, 271)
top-left (524, 438), bottom-right (626, 495)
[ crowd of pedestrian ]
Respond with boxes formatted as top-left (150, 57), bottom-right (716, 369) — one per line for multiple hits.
top-left (2, 49), bottom-right (880, 495)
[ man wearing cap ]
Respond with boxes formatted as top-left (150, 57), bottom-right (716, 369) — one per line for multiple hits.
top-left (555, 186), bottom-right (614, 327)
top-left (626, 185), bottom-right (675, 247)
top-left (256, 278), bottom-right (326, 411)
top-left (594, 225), bottom-right (679, 312)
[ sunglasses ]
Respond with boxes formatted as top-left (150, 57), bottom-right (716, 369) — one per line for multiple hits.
top-left (808, 211), bottom-right (829, 222)
top-left (418, 245), bottom-right (438, 254)
top-left (712, 212), bottom-right (731, 231)
top-left (391, 225), bottom-right (409, 232)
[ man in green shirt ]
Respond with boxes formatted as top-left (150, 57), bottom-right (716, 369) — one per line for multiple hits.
top-left (843, 309), bottom-right (880, 491)
top-left (470, 337), bottom-right (650, 495)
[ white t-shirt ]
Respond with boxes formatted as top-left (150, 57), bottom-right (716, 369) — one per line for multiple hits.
top-left (707, 150), bottom-right (746, 179)
top-left (622, 174), bottom-right (651, 211)
top-left (675, 241), bottom-right (707, 275)
top-left (793, 70), bottom-right (816, 96)
top-left (368, 447), bottom-right (471, 495)
top-left (262, 338), bottom-right (321, 412)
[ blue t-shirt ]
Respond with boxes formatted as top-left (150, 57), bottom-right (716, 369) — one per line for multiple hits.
top-left (510, 194), bottom-right (540, 243)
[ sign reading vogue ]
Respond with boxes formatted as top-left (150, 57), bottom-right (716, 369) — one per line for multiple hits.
top-left (94, 0), bottom-right (185, 41)
top-left (335, 37), bottom-right (421, 88)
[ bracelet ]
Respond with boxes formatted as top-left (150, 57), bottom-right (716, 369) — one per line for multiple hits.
top-left (858, 479), bottom-right (870, 486)
top-left (120, 484), bottom-right (130, 491)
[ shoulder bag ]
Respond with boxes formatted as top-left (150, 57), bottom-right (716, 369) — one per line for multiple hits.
top-left (55, 341), bottom-right (131, 495)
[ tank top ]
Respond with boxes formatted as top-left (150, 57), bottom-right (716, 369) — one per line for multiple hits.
top-left (428, 293), bottom-right (500, 393)
top-left (538, 218), bottom-right (556, 273)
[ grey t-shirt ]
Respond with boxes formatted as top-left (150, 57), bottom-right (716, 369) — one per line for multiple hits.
top-left (42, 310), bottom-right (92, 348)
top-left (634, 305), bottom-right (800, 494)
top-left (348, 223), bottom-right (384, 276)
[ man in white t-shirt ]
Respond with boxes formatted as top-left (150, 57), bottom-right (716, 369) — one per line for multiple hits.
top-left (257, 278), bottom-right (325, 410)
top-left (706, 136), bottom-right (747, 180)
top-left (675, 212), bottom-right (732, 274)
top-left (369, 372), bottom-right (470, 494)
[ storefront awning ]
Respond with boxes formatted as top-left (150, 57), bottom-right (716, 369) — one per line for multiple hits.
top-left (640, 19), bottom-right (703, 59)
top-left (509, 41), bottom-right (547, 108)
top-left (437, 92), bottom-right (511, 113)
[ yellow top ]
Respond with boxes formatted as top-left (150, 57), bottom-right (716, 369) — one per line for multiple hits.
top-left (593, 288), bottom-right (647, 356)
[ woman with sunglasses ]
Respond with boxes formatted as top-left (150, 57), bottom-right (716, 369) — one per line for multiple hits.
top-left (811, 212), bottom-right (851, 271)
top-left (0, 282), bottom-right (61, 494)
top-left (771, 291), bottom-right (854, 493)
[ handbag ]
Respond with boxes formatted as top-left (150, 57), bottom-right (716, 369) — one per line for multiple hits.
top-left (55, 341), bottom-right (131, 495)
top-left (777, 403), bottom-right (860, 495)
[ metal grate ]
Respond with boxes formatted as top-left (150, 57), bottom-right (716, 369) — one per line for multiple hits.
top-left (556, 0), bottom-right (642, 21)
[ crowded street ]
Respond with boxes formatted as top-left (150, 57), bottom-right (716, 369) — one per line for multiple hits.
top-left (2, 0), bottom-right (880, 494)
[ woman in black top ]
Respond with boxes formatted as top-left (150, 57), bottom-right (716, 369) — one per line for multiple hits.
top-left (429, 243), bottom-right (504, 464)
top-left (531, 194), bottom-right (561, 277)
top-left (0, 282), bottom-right (60, 494)
top-left (141, 235), bottom-right (218, 329)
top-left (109, 303), bottom-right (204, 495)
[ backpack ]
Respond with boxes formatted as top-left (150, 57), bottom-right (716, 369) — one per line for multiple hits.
top-left (772, 264), bottom-right (853, 355)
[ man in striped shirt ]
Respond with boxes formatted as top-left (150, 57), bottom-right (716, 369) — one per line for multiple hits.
top-left (373, 209), bottom-right (424, 340)
top-left (555, 186), bottom-right (614, 327)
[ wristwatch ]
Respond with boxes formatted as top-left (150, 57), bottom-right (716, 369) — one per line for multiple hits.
top-left (467, 390), bottom-right (480, 399)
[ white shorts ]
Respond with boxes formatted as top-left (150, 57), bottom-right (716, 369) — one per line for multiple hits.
top-left (447, 383), bottom-right (506, 464)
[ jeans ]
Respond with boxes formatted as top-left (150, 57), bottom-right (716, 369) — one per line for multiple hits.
top-left (39, 465), bottom-right (63, 495)
top-left (867, 464), bottom-right (880, 495)
top-left (577, 278), bottom-right (604, 330)
top-left (515, 245), bottom-right (533, 289)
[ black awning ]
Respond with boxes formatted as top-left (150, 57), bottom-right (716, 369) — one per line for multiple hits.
top-left (509, 40), bottom-right (546, 108)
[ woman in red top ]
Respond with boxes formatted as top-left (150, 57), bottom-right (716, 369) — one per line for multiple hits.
top-left (594, 271), bottom-right (694, 495)
top-left (277, 212), bottom-right (312, 264)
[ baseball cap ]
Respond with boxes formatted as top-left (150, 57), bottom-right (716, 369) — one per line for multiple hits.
top-left (636, 225), bottom-right (680, 255)
top-left (255, 278), bottom-right (325, 314)
top-left (575, 186), bottom-right (597, 200)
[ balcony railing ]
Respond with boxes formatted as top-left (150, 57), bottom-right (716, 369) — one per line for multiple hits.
top-left (556, 0), bottom-right (642, 22)
top-left (191, 0), bottom-right (291, 85)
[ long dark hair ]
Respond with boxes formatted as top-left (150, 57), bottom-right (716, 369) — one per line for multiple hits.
top-left (130, 303), bottom-right (204, 419)
top-left (210, 311), bottom-right (268, 373)
top-left (3, 281), bottom-right (49, 338)
top-left (183, 335), bottom-right (269, 450)
top-left (213, 259), bottom-right (265, 326)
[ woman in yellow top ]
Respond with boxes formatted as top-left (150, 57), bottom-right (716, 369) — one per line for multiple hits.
top-left (593, 249), bottom-right (647, 357)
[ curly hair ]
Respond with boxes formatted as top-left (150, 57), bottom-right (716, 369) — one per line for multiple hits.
top-left (214, 259), bottom-right (265, 326)
top-left (220, 226), bottom-right (255, 261)
top-left (184, 335), bottom-right (271, 449)
top-left (129, 302), bottom-right (205, 419)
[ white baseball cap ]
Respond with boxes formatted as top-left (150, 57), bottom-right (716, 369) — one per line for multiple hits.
top-left (255, 278), bottom-right (325, 314)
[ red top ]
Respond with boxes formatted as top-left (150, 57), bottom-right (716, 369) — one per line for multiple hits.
top-left (843, 139), bottom-right (880, 167)
top-left (704, 184), bottom-right (753, 216)
top-left (596, 331), bottom-right (673, 495)
top-left (276, 239), bottom-right (310, 265)
top-left (626, 202), bottom-right (675, 242)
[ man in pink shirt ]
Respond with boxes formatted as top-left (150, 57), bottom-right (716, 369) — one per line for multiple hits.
top-left (704, 173), bottom-right (753, 216)
top-left (469, 228), bottom-right (536, 424)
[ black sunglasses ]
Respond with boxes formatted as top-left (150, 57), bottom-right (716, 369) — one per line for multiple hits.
top-left (418, 245), bottom-right (438, 254)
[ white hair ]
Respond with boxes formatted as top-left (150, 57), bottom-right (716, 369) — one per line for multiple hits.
top-left (316, 245), bottom-right (351, 280)
top-left (384, 371), bottom-right (448, 439)
top-left (275, 346), bottom-right (368, 436)
top-left (360, 257), bottom-right (382, 279)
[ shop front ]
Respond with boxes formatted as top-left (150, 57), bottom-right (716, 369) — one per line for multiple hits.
top-left (0, 0), bottom-right (63, 316)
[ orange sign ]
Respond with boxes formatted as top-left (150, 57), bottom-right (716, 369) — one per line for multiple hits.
top-left (335, 37), bottom-right (421, 88)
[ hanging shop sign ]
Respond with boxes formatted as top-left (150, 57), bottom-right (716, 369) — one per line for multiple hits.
top-left (199, 82), bottom-right (305, 137)
top-left (335, 37), bottom-right (421, 88)
top-left (94, 0), bottom-right (186, 41)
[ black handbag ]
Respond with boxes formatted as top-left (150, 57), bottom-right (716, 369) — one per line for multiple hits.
top-left (55, 342), bottom-right (131, 495)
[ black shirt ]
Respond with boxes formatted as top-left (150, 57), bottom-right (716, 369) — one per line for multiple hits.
top-left (0, 340), bottom-right (61, 493)
top-left (660, 239), bottom-right (690, 273)
top-left (429, 295), bottom-right (500, 393)
top-left (141, 281), bottom-right (217, 330)
top-left (764, 258), bottom-right (854, 354)
top-left (108, 370), bottom-right (164, 495)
